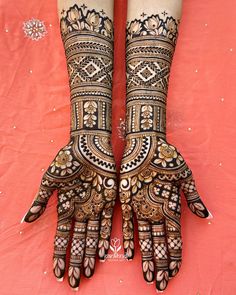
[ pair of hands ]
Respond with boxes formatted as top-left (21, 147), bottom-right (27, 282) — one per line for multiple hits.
top-left (23, 133), bottom-right (211, 291)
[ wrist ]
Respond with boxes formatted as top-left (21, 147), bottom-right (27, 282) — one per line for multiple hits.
top-left (125, 101), bottom-right (166, 137)
top-left (70, 96), bottom-right (112, 134)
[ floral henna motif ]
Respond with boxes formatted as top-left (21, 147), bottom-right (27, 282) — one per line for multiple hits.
top-left (120, 11), bottom-right (211, 292)
top-left (127, 15), bottom-right (179, 43)
top-left (23, 4), bottom-right (116, 290)
top-left (60, 5), bottom-right (113, 39)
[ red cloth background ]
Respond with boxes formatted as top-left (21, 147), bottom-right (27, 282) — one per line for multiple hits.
top-left (0, 0), bottom-right (236, 294)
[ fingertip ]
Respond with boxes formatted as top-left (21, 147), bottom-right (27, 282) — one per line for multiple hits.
top-left (124, 248), bottom-right (134, 260)
top-left (71, 287), bottom-right (79, 292)
top-left (206, 211), bottom-right (213, 219)
top-left (156, 270), bottom-right (168, 292)
top-left (20, 212), bottom-right (28, 223)
top-left (83, 264), bottom-right (95, 278)
top-left (56, 277), bottom-right (64, 282)
top-left (23, 212), bottom-right (39, 223)
top-left (98, 243), bottom-right (109, 261)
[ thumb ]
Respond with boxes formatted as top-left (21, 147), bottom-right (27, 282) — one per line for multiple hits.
top-left (22, 176), bottom-right (55, 223)
top-left (181, 176), bottom-right (212, 219)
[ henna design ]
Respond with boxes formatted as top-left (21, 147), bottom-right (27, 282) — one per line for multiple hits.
top-left (24, 4), bottom-right (116, 289)
top-left (60, 4), bottom-right (113, 134)
top-left (138, 220), bottom-right (155, 282)
top-left (120, 12), bottom-right (210, 292)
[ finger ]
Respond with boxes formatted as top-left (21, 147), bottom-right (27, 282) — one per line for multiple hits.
top-left (84, 218), bottom-right (100, 278)
top-left (138, 220), bottom-right (155, 283)
top-left (122, 203), bottom-right (134, 260)
top-left (23, 175), bottom-right (55, 223)
top-left (68, 221), bottom-right (86, 289)
top-left (98, 200), bottom-right (115, 260)
top-left (165, 219), bottom-right (182, 278)
top-left (53, 219), bottom-right (72, 281)
top-left (181, 176), bottom-right (211, 218)
top-left (151, 220), bottom-right (169, 291)
top-left (120, 178), bottom-right (135, 259)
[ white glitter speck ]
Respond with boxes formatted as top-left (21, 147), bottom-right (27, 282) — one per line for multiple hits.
top-left (29, 70), bottom-right (33, 74)
top-left (50, 139), bottom-right (54, 143)
top-left (219, 162), bottom-right (222, 167)
top-left (5, 29), bottom-right (9, 32)
top-left (13, 126), bottom-right (16, 129)
top-left (188, 127), bottom-right (192, 131)
top-left (19, 231), bottom-right (23, 235)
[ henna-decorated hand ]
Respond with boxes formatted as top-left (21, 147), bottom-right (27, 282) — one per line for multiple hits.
top-left (119, 135), bottom-right (211, 291)
top-left (23, 134), bottom-right (117, 289)
top-left (22, 1), bottom-right (117, 289)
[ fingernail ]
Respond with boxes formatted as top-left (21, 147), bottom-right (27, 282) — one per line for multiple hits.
top-left (56, 277), bottom-right (63, 282)
top-left (206, 211), bottom-right (213, 219)
top-left (20, 213), bottom-right (27, 223)
top-left (156, 290), bottom-right (164, 293)
top-left (71, 287), bottom-right (79, 292)
top-left (99, 259), bottom-right (106, 263)
top-left (147, 282), bottom-right (154, 285)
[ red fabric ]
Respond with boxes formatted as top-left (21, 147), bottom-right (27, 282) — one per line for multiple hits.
top-left (0, 0), bottom-right (236, 294)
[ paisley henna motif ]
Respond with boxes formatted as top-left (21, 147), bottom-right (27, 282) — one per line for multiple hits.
top-left (120, 11), bottom-right (211, 292)
top-left (23, 4), bottom-right (116, 289)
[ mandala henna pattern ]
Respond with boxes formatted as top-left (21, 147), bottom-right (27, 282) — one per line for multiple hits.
top-left (120, 12), bottom-right (210, 291)
top-left (23, 4), bottom-right (116, 289)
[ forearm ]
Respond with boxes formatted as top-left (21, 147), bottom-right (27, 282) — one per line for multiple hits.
top-left (57, 0), bottom-right (114, 135)
top-left (125, 0), bottom-right (182, 138)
